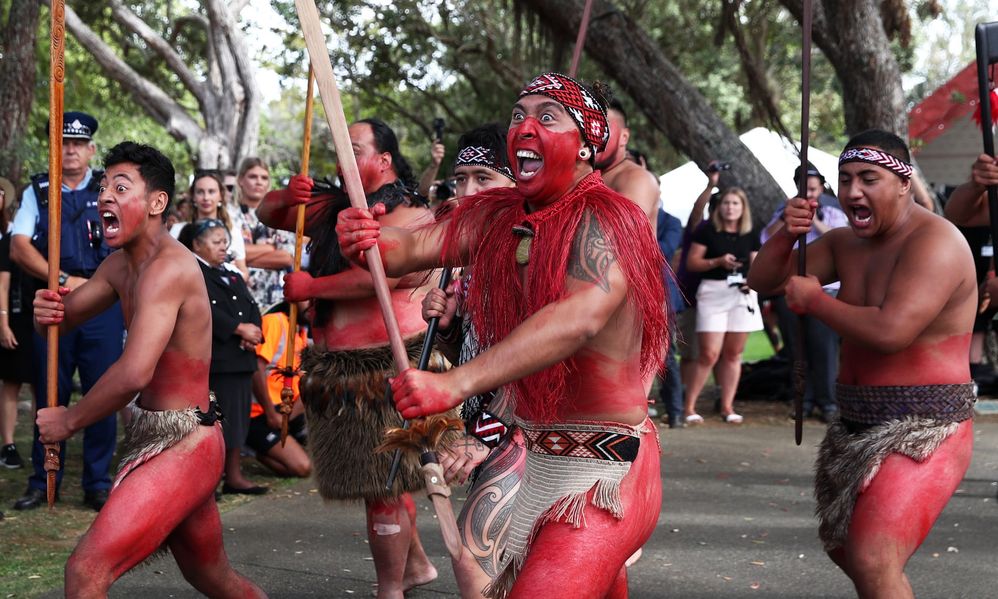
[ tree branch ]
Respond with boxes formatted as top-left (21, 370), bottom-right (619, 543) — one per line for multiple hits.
top-left (55, 1), bottom-right (203, 146)
top-left (108, 0), bottom-right (207, 108)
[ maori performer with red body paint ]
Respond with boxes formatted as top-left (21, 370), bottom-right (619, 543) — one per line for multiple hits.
top-left (257, 118), bottom-right (442, 599)
top-left (338, 73), bottom-right (668, 599)
top-left (749, 129), bottom-right (977, 599)
top-left (33, 142), bottom-right (264, 597)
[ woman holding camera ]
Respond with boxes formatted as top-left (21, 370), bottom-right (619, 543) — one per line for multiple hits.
top-left (683, 187), bottom-right (762, 424)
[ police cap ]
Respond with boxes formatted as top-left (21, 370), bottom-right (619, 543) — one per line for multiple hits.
top-left (45, 111), bottom-right (98, 141)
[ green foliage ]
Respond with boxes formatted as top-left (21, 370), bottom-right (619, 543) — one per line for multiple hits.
top-left (23, 3), bottom-right (206, 187)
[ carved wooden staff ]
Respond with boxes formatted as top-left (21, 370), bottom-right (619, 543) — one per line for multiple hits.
top-left (791, 0), bottom-right (814, 446)
top-left (568, 0), bottom-right (595, 78)
top-left (293, 0), bottom-right (463, 554)
top-left (278, 66), bottom-right (316, 447)
top-left (975, 22), bottom-right (998, 254)
top-left (45, 0), bottom-right (67, 508)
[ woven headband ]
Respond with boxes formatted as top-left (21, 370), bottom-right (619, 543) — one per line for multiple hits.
top-left (838, 147), bottom-right (913, 179)
top-left (454, 145), bottom-right (515, 182)
top-left (519, 72), bottom-right (610, 153)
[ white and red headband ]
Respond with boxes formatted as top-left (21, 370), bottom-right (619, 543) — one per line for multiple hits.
top-left (838, 147), bottom-right (913, 180)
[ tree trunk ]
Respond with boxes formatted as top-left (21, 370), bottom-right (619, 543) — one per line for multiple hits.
top-left (0, 1), bottom-right (41, 183)
top-left (53, 0), bottom-right (260, 170)
top-left (518, 0), bottom-right (788, 227)
top-left (780, 0), bottom-right (908, 136)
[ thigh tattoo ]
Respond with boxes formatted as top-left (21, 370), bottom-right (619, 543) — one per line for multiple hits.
top-left (457, 436), bottom-right (525, 578)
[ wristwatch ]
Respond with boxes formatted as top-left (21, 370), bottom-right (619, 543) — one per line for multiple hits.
top-left (58, 271), bottom-right (69, 286)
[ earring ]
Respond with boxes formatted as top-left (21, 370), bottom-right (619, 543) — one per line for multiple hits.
top-left (578, 147), bottom-right (591, 160)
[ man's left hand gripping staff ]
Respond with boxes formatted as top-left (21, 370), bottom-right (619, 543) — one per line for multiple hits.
top-left (336, 204), bottom-right (387, 268)
top-left (34, 288), bottom-right (74, 443)
top-left (34, 287), bottom-right (70, 326)
top-left (390, 369), bottom-right (463, 419)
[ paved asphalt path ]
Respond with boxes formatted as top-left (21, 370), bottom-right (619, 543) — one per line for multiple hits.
top-left (43, 414), bottom-right (998, 598)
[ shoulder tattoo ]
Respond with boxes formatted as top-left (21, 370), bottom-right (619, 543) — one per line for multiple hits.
top-left (568, 211), bottom-right (615, 293)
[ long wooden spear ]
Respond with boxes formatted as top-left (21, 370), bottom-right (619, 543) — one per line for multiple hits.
top-left (293, 0), bottom-right (463, 556)
top-left (293, 0), bottom-right (409, 370)
top-left (791, 0), bottom-right (814, 447)
top-left (568, 0), bottom-right (595, 78)
top-left (975, 22), bottom-right (998, 255)
top-left (44, 0), bottom-right (67, 508)
top-left (278, 66), bottom-right (315, 447)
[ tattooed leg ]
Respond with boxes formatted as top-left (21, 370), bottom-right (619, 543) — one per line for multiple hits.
top-left (453, 428), bottom-right (526, 598)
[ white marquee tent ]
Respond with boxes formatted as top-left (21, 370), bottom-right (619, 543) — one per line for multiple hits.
top-left (658, 127), bottom-right (840, 225)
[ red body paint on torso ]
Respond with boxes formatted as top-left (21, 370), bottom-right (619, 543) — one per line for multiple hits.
top-left (838, 333), bottom-right (972, 386)
top-left (141, 349), bottom-right (211, 411)
top-left (311, 289), bottom-right (429, 350)
top-left (550, 348), bottom-right (647, 425)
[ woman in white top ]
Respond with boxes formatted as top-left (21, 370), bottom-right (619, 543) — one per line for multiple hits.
top-left (171, 171), bottom-right (248, 278)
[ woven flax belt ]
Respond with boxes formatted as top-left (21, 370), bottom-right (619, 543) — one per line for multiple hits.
top-left (836, 383), bottom-right (976, 428)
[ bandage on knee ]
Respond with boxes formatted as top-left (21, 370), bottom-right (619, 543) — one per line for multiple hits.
top-left (372, 523), bottom-right (402, 536)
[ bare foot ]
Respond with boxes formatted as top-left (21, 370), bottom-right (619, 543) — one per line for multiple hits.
top-left (625, 547), bottom-right (643, 567)
top-left (402, 559), bottom-right (438, 591)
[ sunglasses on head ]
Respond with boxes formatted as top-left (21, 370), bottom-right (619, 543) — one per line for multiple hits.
top-left (193, 218), bottom-right (228, 239)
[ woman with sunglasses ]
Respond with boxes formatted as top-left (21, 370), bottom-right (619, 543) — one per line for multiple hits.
top-left (182, 219), bottom-right (265, 494)
top-left (172, 171), bottom-right (248, 279)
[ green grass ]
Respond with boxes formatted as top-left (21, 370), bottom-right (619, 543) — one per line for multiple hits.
top-left (742, 330), bottom-right (778, 363)
top-left (0, 387), bottom-right (298, 598)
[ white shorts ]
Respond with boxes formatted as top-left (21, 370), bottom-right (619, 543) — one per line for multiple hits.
top-left (695, 279), bottom-right (763, 333)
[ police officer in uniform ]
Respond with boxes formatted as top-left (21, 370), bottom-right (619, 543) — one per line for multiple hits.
top-left (9, 112), bottom-right (124, 511)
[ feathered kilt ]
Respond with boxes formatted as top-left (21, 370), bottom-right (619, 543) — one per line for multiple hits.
top-left (299, 335), bottom-right (451, 501)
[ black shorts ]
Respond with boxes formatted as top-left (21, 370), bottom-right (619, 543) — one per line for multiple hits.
top-left (245, 413), bottom-right (307, 455)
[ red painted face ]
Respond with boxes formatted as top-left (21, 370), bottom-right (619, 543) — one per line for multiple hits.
top-left (508, 95), bottom-right (590, 209)
top-left (98, 163), bottom-right (159, 248)
top-left (346, 122), bottom-right (390, 195)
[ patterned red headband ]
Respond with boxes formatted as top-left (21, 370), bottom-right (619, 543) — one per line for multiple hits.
top-left (838, 147), bottom-right (913, 180)
top-left (519, 72), bottom-right (610, 153)
top-left (454, 145), bottom-right (515, 182)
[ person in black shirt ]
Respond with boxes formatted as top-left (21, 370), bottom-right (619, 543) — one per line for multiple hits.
top-left (682, 187), bottom-right (762, 424)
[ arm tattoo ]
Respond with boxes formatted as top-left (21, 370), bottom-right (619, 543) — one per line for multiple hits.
top-left (454, 434), bottom-right (487, 461)
top-left (568, 211), bottom-right (615, 293)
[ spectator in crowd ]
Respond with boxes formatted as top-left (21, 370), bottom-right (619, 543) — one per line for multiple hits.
top-left (175, 193), bottom-right (193, 222)
top-left (943, 153), bottom-right (998, 388)
top-left (182, 219), bottom-right (265, 494)
top-left (1, 176), bottom-right (31, 469)
top-left (172, 171), bottom-right (248, 279)
top-left (10, 112), bottom-right (123, 511)
top-left (683, 187), bottom-right (762, 424)
top-left (236, 158), bottom-right (294, 309)
top-left (418, 136), bottom-right (447, 199)
top-left (247, 301), bottom-right (311, 478)
top-left (657, 206), bottom-right (686, 428)
top-left (674, 165), bottom-right (722, 404)
top-left (164, 207), bottom-right (183, 230)
top-left (760, 163), bottom-right (848, 421)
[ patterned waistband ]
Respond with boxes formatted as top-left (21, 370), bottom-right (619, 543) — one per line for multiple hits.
top-left (836, 383), bottom-right (976, 428)
top-left (516, 418), bottom-right (646, 463)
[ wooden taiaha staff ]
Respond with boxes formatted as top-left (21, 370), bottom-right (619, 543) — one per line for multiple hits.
top-left (791, 0), bottom-right (814, 447)
top-left (568, 0), bottom-right (595, 78)
top-left (975, 22), bottom-right (998, 255)
top-left (45, 0), bottom-right (67, 508)
top-left (278, 66), bottom-right (316, 447)
top-left (292, 0), bottom-right (463, 555)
